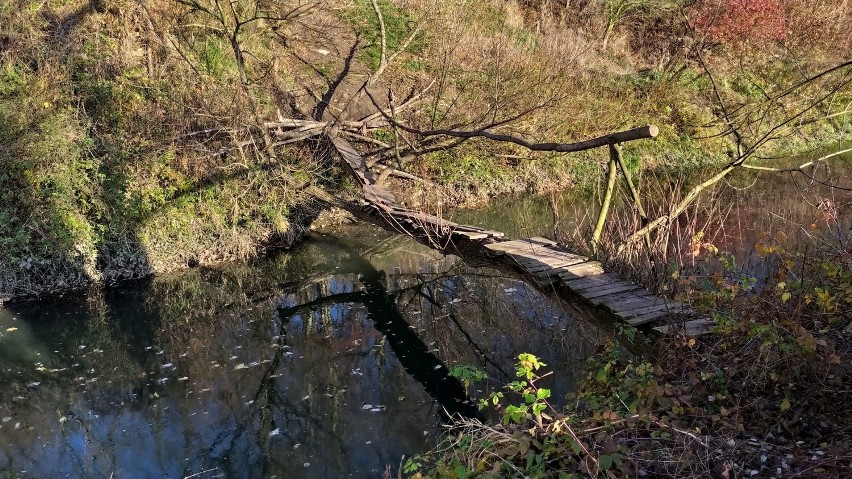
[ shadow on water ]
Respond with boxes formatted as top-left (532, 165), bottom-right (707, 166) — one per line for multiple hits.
top-left (0, 225), bottom-right (600, 478)
top-left (277, 235), bottom-right (481, 419)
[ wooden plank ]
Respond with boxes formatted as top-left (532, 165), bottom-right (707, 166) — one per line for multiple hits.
top-left (506, 245), bottom-right (573, 256)
top-left (573, 277), bottom-right (633, 293)
top-left (489, 237), bottom-right (557, 249)
top-left (526, 236), bottom-right (558, 246)
top-left (562, 261), bottom-right (604, 273)
top-left (364, 186), bottom-right (396, 205)
top-left (485, 237), bottom-right (559, 253)
top-left (528, 273), bottom-right (560, 287)
top-left (558, 262), bottom-right (605, 279)
top-left (620, 300), bottom-right (687, 315)
top-left (509, 250), bottom-right (571, 262)
top-left (511, 252), bottom-right (583, 266)
top-left (331, 136), bottom-right (380, 185)
top-left (560, 273), bottom-right (618, 290)
top-left (500, 246), bottom-right (561, 257)
top-left (577, 283), bottom-right (642, 300)
top-left (532, 269), bottom-right (562, 281)
top-left (618, 303), bottom-right (686, 322)
top-left (453, 231), bottom-right (490, 240)
top-left (604, 295), bottom-right (664, 312)
top-left (513, 259), bottom-right (558, 271)
top-left (653, 318), bottom-right (714, 336)
top-left (625, 309), bottom-right (671, 326)
top-left (593, 292), bottom-right (657, 308)
top-left (485, 241), bottom-right (528, 253)
top-left (626, 305), bottom-right (693, 326)
top-left (454, 228), bottom-right (505, 238)
top-left (523, 257), bottom-right (588, 273)
top-left (390, 210), bottom-right (460, 228)
top-left (450, 223), bottom-right (505, 235)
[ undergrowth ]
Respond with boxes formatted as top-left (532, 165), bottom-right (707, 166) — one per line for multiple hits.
top-left (409, 236), bottom-right (852, 478)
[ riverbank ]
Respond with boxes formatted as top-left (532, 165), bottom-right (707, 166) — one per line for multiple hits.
top-left (2, 0), bottom-right (851, 300)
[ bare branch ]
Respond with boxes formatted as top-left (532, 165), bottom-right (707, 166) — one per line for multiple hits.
top-left (369, 0), bottom-right (387, 69)
top-left (741, 146), bottom-right (852, 172)
top-left (371, 108), bottom-right (660, 154)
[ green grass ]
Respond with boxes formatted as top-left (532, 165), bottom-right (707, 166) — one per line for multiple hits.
top-left (343, 0), bottom-right (423, 70)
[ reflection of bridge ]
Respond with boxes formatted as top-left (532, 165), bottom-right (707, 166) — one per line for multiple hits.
top-left (329, 132), bottom-right (711, 337)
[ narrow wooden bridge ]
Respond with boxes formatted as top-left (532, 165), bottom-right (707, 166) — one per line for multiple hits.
top-left (326, 130), bottom-right (712, 336)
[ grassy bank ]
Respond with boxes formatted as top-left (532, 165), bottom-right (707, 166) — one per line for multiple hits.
top-left (2, 0), bottom-right (851, 300)
top-left (0, 0), bottom-right (330, 300)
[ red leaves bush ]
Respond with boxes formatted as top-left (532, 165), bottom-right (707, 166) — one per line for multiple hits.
top-left (692, 0), bottom-right (787, 48)
top-left (691, 0), bottom-right (852, 56)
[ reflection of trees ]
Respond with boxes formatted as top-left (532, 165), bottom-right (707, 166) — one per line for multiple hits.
top-left (0, 229), bottom-right (602, 477)
top-left (277, 248), bottom-right (481, 419)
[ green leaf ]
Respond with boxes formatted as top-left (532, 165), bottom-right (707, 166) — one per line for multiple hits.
top-left (570, 438), bottom-right (581, 455)
top-left (599, 454), bottom-right (613, 470)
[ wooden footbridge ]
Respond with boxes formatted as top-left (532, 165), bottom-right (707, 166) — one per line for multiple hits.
top-left (325, 128), bottom-right (713, 337)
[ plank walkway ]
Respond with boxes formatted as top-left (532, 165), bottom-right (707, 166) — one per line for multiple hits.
top-left (484, 238), bottom-right (712, 335)
top-left (329, 134), bottom-right (711, 336)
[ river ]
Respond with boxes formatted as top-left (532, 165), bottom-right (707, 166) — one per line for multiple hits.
top-left (0, 224), bottom-right (600, 478)
top-left (0, 149), bottom-right (850, 478)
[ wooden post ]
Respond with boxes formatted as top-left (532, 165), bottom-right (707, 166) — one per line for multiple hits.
top-left (591, 148), bottom-right (618, 254)
top-left (611, 143), bottom-right (653, 249)
top-left (611, 143), bottom-right (648, 224)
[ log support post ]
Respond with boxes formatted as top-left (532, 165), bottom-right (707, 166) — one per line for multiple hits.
top-left (591, 146), bottom-right (618, 254)
top-left (592, 141), bottom-right (654, 255)
top-left (612, 143), bottom-right (652, 249)
top-left (612, 143), bottom-right (647, 224)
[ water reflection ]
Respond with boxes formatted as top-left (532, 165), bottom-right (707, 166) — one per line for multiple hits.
top-left (0, 228), bottom-right (599, 478)
top-left (452, 151), bottom-right (852, 277)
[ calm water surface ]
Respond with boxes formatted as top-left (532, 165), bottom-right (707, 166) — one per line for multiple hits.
top-left (0, 226), bottom-right (600, 478)
top-left (453, 149), bottom-right (852, 276)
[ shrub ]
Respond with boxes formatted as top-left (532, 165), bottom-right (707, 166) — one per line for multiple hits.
top-left (691, 0), bottom-right (787, 49)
